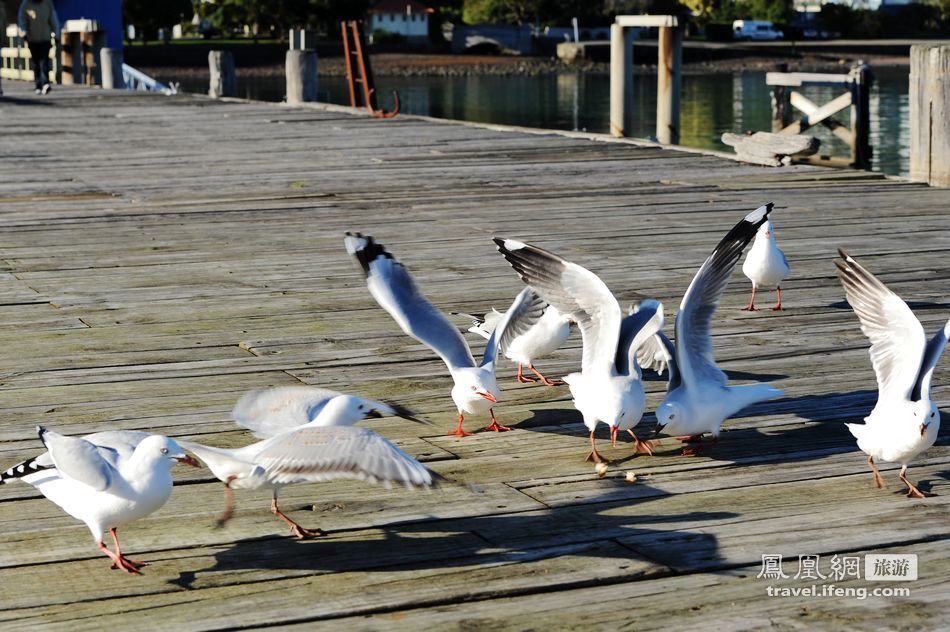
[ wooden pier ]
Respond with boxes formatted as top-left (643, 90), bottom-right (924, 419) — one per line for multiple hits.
top-left (0, 81), bottom-right (948, 629)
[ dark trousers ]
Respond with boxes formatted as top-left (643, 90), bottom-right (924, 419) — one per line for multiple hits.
top-left (28, 41), bottom-right (52, 90)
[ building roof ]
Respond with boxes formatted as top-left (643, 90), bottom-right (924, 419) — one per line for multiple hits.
top-left (368, 0), bottom-right (434, 14)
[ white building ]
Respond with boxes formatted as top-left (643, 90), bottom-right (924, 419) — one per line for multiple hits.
top-left (368, 0), bottom-right (433, 43)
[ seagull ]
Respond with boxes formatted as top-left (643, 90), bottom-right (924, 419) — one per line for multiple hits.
top-left (654, 204), bottom-right (784, 453)
top-left (180, 421), bottom-right (436, 538)
top-left (230, 385), bottom-right (430, 439)
top-left (454, 292), bottom-right (573, 385)
top-left (493, 237), bottom-right (665, 463)
top-left (344, 232), bottom-right (545, 437)
top-left (834, 249), bottom-right (946, 498)
top-left (741, 219), bottom-right (790, 311)
top-left (1, 427), bottom-right (198, 575)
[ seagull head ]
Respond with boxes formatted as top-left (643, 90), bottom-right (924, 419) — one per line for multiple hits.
top-left (758, 220), bottom-right (774, 241)
top-left (138, 436), bottom-right (200, 469)
top-left (452, 370), bottom-right (500, 413)
top-left (654, 401), bottom-right (683, 436)
top-left (914, 400), bottom-right (939, 438)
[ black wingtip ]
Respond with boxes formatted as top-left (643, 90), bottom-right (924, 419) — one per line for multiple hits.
top-left (837, 247), bottom-right (850, 261)
top-left (36, 425), bottom-right (48, 444)
top-left (344, 231), bottom-right (393, 276)
top-left (385, 401), bottom-right (434, 426)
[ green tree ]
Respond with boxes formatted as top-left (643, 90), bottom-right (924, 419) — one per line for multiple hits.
top-left (463, 0), bottom-right (541, 25)
top-left (124, 0), bottom-right (192, 40)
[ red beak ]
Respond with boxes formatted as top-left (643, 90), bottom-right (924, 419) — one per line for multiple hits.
top-left (478, 391), bottom-right (497, 403)
top-left (176, 455), bottom-right (202, 468)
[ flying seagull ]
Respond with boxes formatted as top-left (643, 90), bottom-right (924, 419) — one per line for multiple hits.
top-left (345, 232), bottom-right (544, 436)
top-left (1, 427), bottom-right (198, 575)
top-left (654, 203), bottom-right (784, 452)
top-left (835, 248), bottom-right (946, 498)
top-left (741, 219), bottom-right (790, 311)
top-left (493, 237), bottom-right (665, 463)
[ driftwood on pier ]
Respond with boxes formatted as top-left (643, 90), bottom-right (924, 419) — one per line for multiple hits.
top-left (722, 131), bottom-right (820, 167)
top-left (0, 80), bottom-right (948, 629)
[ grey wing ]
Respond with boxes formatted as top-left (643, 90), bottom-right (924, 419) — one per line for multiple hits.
top-left (835, 249), bottom-right (927, 404)
top-left (37, 426), bottom-right (114, 491)
top-left (232, 386), bottom-right (344, 438)
top-left (494, 237), bottom-right (621, 374)
top-left (615, 300), bottom-right (665, 376)
top-left (254, 426), bottom-right (434, 488)
top-left (346, 232), bottom-right (476, 371)
top-left (912, 318), bottom-right (950, 401)
top-left (676, 203), bottom-right (772, 386)
top-left (481, 287), bottom-right (547, 367)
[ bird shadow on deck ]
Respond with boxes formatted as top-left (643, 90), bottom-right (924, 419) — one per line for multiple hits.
top-left (168, 490), bottom-right (734, 589)
top-left (829, 299), bottom-right (950, 311)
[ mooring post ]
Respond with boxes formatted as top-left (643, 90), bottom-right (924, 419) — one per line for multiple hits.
top-left (910, 45), bottom-right (950, 187)
top-left (609, 23), bottom-right (633, 138)
top-left (849, 62), bottom-right (872, 170)
top-left (100, 47), bottom-right (124, 89)
top-left (208, 50), bottom-right (236, 98)
top-left (656, 22), bottom-right (682, 144)
top-left (770, 63), bottom-right (789, 133)
top-left (286, 49), bottom-right (317, 105)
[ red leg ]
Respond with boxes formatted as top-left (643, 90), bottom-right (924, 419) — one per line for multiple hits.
top-left (742, 286), bottom-right (758, 311)
top-left (450, 412), bottom-right (475, 437)
top-left (586, 429), bottom-right (607, 463)
top-left (676, 435), bottom-right (705, 442)
top-left (899, 465), bottom-right (934, 499)
top-left (272, 494), bottom-right (325, 539)
top-left (771, 286), bottom-right (784, 311)
top-left (528, 364), bottom-right (564, 386)
top-left (627, 429), bottom-right (656, 455)
top-left (517, 363), bottom-right (538, 383)
top-left (98, 531), bottom-right (143, 575)
top-left (216, 476), bottom-right (238, 528)
top-left (867, 455), bottom-right (885, 489)
top-left (109, 528), bottom-right (147, 569)
top-left (483, 408), bottom-right (511, 432)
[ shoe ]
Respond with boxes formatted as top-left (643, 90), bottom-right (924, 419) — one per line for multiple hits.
top-left (34, 88), bottom-right (42, 94)
top-left (42, 83), bottom-right (51, 94)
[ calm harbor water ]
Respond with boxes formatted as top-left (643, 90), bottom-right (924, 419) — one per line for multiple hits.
top-left (168, 68), bottom-right (910, 177)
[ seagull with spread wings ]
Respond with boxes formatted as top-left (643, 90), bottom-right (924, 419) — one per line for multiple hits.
top-left (654, 204), bottom-right (784, 452)
top-left (835, 249), bottom-right (946, 498)
top-left (493, 237), bottom-right (666, 463)
top-left (345, 232), bottom-right (545, 437)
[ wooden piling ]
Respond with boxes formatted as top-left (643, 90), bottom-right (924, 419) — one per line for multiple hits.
top-left (99, 47), bottom-right (123, 89)
top-left (208, 50), bottom-right (236, 98)
top-left (910, 45), bottom-right (950, 187)
top-left (770, 63), bottom-right (789, 133)
top-left (285, 50), bottom-right (317, 105)
top-left (609, 23), bottom-right (633, 138)
top-left (656, 24), bottom-right (682, 144)
top-left (849, 63), bottom-right (872, 171)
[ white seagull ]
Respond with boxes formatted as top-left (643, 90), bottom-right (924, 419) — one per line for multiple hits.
top-left (180, 429), bottom-right (435, 538)
top-left (184, 385), bottom-right (435, 537)
top-left (493, 237), bottom-right (665, 463)
top-left (1, 427), bottom-right (198, 575)
top-left (654, 203), bottom-right (784, 452)
top-left (345, 232), bottom-right (545, 437)
top-left (231, 385), bottom-right (430, 439)
top-left (741, 219), bottom-right (790, 311)
top-left (835, 248), bottom-right (946, 498)
top-left (455, 291), bottom-right (573, 386)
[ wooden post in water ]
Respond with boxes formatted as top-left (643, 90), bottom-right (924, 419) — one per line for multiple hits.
top-left (656, 22), bottom-right (682, 144)
top-left (609, 23), bottom-right (633, 138)
top-left (849, 63), bottom-right (872, 171)
top-left (770, 63), bottom-right (789, 133)
top-left (910, 45), bottom-right (950, 187)
top-left (208, 50), bottom-right (236, 98)
top-left (286, 49), bottom-right (317, 105)
top-left (100, 48), bottom-right (124, 89)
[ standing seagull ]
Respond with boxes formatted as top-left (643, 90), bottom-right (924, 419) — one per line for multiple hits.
top-left (834, 249), bottom-right (946, 498)
top-left (654, 204), bottom-right (784, 450)
top-left (455, 293), bottom-right (573, 385)
top-left (345, 232), bottom-right (544, 437)
top-left (493, 237), bottom-right (665, 463)
top-left (1, 427), bottom-right (198, 575)
top-left (741, 219), bottom-right (790, 311)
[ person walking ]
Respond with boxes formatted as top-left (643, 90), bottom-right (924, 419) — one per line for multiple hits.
top-left (18, 0), bottom-right (59, 94)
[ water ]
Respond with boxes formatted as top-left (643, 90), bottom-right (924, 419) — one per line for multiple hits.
top-left (168, 67), bottom-right (910, 177)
